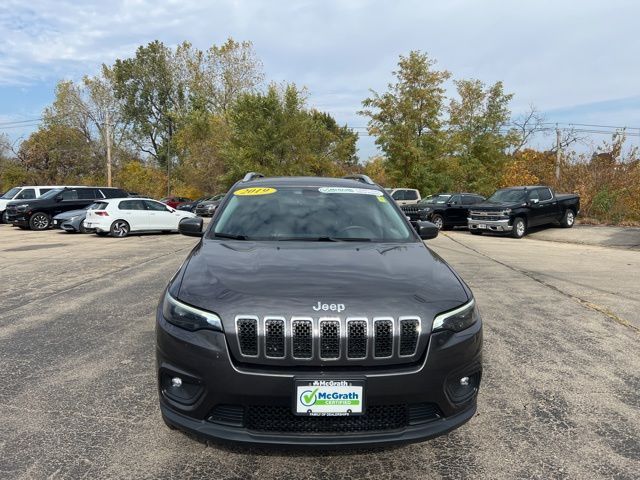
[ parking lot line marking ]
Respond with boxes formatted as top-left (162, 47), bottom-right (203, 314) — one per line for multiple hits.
top-left (441, 233), bottom-right (640, 334)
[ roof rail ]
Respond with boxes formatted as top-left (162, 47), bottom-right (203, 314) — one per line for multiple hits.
top-left (242, 172), bottom-right (265, 182)
top-left (343, 174), bottom-right (375, 185)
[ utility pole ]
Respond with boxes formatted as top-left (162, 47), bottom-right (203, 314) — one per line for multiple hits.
top-left (555, 127), bottom-right (561, 181)
top-left (105, 110), bottom-right (112, 187)
top-left (167, 141), bottom-right (171, 196)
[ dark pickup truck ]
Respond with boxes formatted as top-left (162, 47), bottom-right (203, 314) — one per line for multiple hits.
top-left (467, 186), bottom-right (580, 238)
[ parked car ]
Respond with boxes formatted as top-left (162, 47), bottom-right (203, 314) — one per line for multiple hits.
top-left (401, 193), bottom-right (485, 230)
top-left (468, 185), bottom-right (580, 238)
top-left (157, 173), bottom-right (482, 446)
top-left (194, 193), bottom-right (226, 217)
top-left (160, 196), bottom-right (193, 209)
top-left (84, 198), bottom-right (197, 237)
top-left (177, 195), bottom-right (213, 213)
top-left (0, 185), bottom-right (72, 223)
top-left (5, 186), bottom-right (129, 230)
top-left (385, 187), bottom-right (422, 205)
top-left (52, 204), bottom-right (102, 233)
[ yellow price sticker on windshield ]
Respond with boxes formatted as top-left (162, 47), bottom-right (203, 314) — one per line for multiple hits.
top-left (377, 196), bottom-right (387, 203)
top-left (234, 187), bottom-right (277, 196)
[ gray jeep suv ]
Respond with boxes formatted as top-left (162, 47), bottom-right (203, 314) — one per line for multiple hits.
top-left (156, 173), bottom-right (482, 446)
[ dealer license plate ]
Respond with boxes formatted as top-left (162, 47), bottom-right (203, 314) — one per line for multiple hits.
top-left (478, 224), bottom-right (487, 229)
top-left (295, 380), bottom-right (364, 416)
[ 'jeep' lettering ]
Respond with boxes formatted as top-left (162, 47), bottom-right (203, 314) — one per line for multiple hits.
top-left (312, 301), bottom-right (345, 312)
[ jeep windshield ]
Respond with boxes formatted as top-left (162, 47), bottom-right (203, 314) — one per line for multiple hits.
top-left (211, 186), bottom-right (414, 242)
top-left (486, 189), bottom-right (527, 203)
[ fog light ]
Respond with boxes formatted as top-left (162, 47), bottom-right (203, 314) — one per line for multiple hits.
top-left (171, 377), bottom-right (183, 388)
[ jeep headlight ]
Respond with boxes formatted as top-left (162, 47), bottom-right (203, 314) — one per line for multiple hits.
top-left (162, 291), bottom-right (223, 332)
top-left (500, 209), bottom-right (512, 216)
top-left (16, 203), bottom-right (30, 212)
top-left (432, 299), bottom-right (478, 332)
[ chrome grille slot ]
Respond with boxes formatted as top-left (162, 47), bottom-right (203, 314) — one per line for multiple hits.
top-left (347, 320), bottom-right (367, 359)
top-left (292, 319), bottom-right (313, 359)
top-left (320, 320), bottom-right (340, 359)
top-left (264, 318), bottom-right (285, 358)
top-left (236, 317), bottom-right (258, 356)
top-left (374, 319), bottom-right (393, 357)
top-left (399, 318), bottom-right (420, 356)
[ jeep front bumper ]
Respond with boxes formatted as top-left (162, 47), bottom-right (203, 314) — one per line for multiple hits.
top-left (156, 307), bottom-right (482, 447)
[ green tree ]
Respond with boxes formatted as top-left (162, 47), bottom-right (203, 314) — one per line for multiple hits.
top-left (447, 79), bottom-right (515, 193)
top-left (222, 84), bottom-right (358, 186)
top-left (112, 40), bottom-right (186, 168)
top-left (360, 51), bottom-right (451, 191)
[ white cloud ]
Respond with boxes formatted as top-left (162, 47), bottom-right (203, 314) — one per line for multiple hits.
top-left (1, 0), bottom-right (639, 155)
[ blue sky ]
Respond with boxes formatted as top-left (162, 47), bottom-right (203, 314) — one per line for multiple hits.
top-left (1, 0), bottom-right (639, 157)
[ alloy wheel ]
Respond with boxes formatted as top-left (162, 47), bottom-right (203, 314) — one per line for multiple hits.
top-left (32, 214), bottom-right (49, 230)
top-left (112, 221), bottom-right (129, 237)
top-left (566, 211), bottom-right (575, 226)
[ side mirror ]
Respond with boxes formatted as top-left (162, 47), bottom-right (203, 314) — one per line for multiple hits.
top-left (416, 221), bottom-right (439, 240)
top-left (55, 195), bottom-right (63, 202)
top-left (179, 217), bottom-right (203, 237)
top-left (530, 198), bottom-right (539, 205)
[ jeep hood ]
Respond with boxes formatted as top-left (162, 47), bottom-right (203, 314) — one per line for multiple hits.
top-left (176, 240), bottom-right (469, 322)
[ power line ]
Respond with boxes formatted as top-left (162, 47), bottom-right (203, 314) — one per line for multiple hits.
top-left (0, 117), bottom-right (44, 127)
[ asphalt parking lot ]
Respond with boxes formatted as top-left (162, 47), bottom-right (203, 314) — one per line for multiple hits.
top-left (1, 224), bottom-right (638, 479)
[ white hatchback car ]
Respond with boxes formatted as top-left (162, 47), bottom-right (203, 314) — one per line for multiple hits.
top-left (84, 198), bottom-right (197, 237)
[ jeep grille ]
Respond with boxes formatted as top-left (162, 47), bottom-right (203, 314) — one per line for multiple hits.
top-left (233, 315), bottom-right (423, 364)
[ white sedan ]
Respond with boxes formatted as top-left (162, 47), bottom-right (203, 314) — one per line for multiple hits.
top-left (83, 198), bottom-right (197, 237)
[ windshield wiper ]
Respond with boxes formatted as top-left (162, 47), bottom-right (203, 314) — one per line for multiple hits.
top-left (263, 236), bottom-right (373, 242)
top-left (213, 232), bottom-right (247, 240)
top-left (321, 236), bottom-right (372, 242)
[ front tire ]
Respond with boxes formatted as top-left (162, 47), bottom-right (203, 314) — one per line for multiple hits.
top-left (431, 214), bottom-right (444, 230)
top-left (511, 217), bottom-right (526, 239)
top-left (110, 220), bottom-right (130, 238)
top-left (29, 213), bottom-right (51, 230)
top-left (560, 209), bottom-right (576, 228)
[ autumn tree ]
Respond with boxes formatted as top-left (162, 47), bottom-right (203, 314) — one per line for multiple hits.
top-left (15, 125), bottom-right (96, 184)
top-left (43, 66), bottom-right (130, 181)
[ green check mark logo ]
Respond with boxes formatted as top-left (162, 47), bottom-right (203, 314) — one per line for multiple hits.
top-left (301, 388), bottom-right (319, 406)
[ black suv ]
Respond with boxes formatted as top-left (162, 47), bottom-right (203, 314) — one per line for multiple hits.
top-left (6, 186), bottom-right (128, 230)
top-left (402, 193), bottom-right (485, 230)
top-left (156, 174), bottom-right (482, 446)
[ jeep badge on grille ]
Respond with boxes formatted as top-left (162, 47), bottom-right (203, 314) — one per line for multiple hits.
top-left (312, 301), bottom-right (345, 312)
